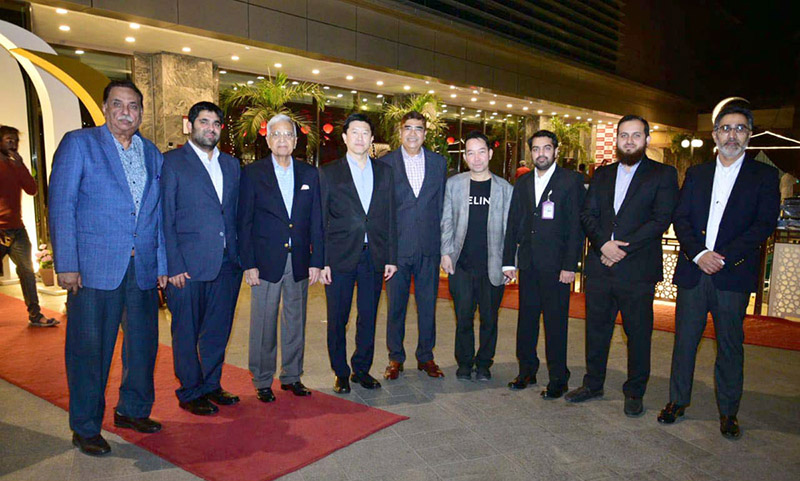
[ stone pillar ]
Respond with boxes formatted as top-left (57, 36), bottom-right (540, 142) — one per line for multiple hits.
top-left (133, 52), bottom-right (218, 152)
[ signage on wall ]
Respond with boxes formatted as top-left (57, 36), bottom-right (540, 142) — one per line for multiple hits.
top-left (595, 123), bottom-right (616, 165)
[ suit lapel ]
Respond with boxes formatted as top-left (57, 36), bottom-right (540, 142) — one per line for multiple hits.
top-left (265, 158), bottom-right (290, 221)
top-left (139, 134), bottom-right (154, 206)
top-left (98, 127), bottom-right (136, 208)
top-left (697, 162), bottom-right (715, 231)
top-left (184, 143), bottom-right (221, 204)
top-left (604, 163), bottom-right (618, 215)
top-left (393, 150), bottom-right (414, 197)
top-left (417, 149), bottom-right (436, 197)
top-left (290, 159), bottom-right (303, 221)
top-left (341, 157), bottom-right (367, 216)
top-left (219, 153), bottom-right (237, 209)
top-left (616, 158), bottom-right (650, 217)
top-left (718, 158), bottom-right (751, 232)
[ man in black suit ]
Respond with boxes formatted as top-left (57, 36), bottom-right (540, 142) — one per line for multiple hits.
top-left (566, 115), bottom-right (679, 417)
top-left (320, 113), bottom-right (398, 393)
top-left (658, 102), bottom-right (779, 439)
top-left (502, 130), bottom-right (585, 399)
top-left (238, 114), bottom-right (324, 404)
top-left (381, 111), bottom-right (447, 380)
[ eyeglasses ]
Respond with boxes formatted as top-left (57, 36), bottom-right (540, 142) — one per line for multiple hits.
top-left (714, 124), bottom-right (750, 135)
top-left (268, 131), bottom-right (296, 139)
top-left (402, 126), bottom-right (425, 132)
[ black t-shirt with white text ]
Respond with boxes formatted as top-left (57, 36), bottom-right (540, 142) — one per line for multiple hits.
top-left (457, 179), bottom-right (491, 274)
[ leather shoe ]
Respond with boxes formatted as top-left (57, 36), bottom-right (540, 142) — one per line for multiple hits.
top-left (333, 375), bottom-right (351, 394)
top-left (540, 385), bottom-right (568, 400)
top-left (475, 367), bottom-right (491, 381)
top-left (624, 395), bottom-right (644, 417)
top-left (508, 375), bottom-right (536, 390)
top-left (657, 402), bottom-right (686, 424)
top-left (206, 388), bottom-right (240, 406)
top-left (720, 415), bottom-right (741, 439)
top-left (256, 387), bottom-right (276, 403)
top-left (179, 397), bottom-right (219, 415)
top-left (565, 386), bottom-right (603, 403)
top-left (456, 366), bottom-right (471, 381)
top-left (384, 361), bottom-right (403, 380)
top-left (281, 381), bottom-right (312, 396)
top-left (351, 371), bottom-right (381, 389)
top-left (114, 411), bottom-right (162, 433)
top-left (72, 433), bottom-right (111, 456)
top-left (417, 360), bottom-right (444, 378)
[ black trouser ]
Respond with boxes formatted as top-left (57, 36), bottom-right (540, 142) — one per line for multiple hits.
top-left (0, 228), bottom-right (41, 320)
top-left (516, 268), bottom-right (571, 390)
top-left (449, 266), bottom-right (504, 370)
top-left (669, 274), bottom-right (749, 416)
top-left (583, 276), bottom-right (655, 398)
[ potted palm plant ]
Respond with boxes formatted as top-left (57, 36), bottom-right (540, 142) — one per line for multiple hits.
top-left (380, 93), bottom-right (450, 164)
top-left (548, 116), bottom-right (591, 169)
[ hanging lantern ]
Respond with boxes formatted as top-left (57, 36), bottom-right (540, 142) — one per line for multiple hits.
top-left (322, 123), bottom-right (334, 134)
top-left (300, 126), bottom-right (309, 135)
top-left (446, 136), bottom-right (455, 144)
top-left (494, 141), bottom-right (500, 148)
top-left (259, 127), bottom-right (267, 137)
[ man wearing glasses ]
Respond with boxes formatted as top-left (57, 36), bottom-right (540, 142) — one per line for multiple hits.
top-left (238, 114), bottom-right (324, 403)
top-left (659, 101), bottom-right (780, 439)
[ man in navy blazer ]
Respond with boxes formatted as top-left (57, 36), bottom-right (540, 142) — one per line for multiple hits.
top-left (162, 102), bottom-right (242, 416)
top-left (658, 102), bottom-right (780, 439)
top-left (237, 114), bottom-right (324, 403)
top-left (49, 80), bottom-right (167, 456)
top-left (380, 111), bottom-right (447, 380)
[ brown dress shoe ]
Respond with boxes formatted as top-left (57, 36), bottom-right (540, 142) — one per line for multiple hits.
top-left (417, 360), bottom-right (444, 378)
top-left (384, 361), bottom-right (404, 380)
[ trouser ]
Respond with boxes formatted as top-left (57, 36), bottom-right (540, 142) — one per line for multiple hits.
top-left (65, 257), bottom-right (158, 437)
top-left (0, 228), bottom-right (42, 320)
top-left (249, 254), bottom-right (309, 388)
top-left (669, 274), bottom-right (749, 416)
top-left (583, 276), bottom-right (655, 398)
top-left (167, 259), bottom-right (241, 403)
top-left (449, 266), bottom-right (504, 369)
top-left (386, 252), bottom-right (440, 364)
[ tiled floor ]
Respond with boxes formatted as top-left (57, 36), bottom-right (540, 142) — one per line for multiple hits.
top-left (1, 281), bottom-right (799, 481)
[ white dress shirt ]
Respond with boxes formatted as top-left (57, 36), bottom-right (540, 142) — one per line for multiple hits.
top-left (534, 162), bottom-right (557, 206)
top-left (693, 153), bottom-right (745, 264)
top-left (188, 140), bottom-right (223, 203)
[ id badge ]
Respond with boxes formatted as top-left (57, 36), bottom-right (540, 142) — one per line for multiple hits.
top-left (542, 200), bottom-right (555, 220)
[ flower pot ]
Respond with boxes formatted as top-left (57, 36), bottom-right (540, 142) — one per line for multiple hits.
top-left (39, 267), bottom-right (55, 287)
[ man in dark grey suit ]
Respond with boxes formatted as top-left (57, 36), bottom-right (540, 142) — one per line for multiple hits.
top-left (162, 102), bottom-right (242, 416)
top-left (381, 111), bottom-right (447, 380)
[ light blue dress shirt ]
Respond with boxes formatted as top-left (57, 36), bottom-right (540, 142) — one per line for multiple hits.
top-left (614, 160), bottom-right (641, 214)
top-left (111, 129), bottom-right (146, 217)
top-left (346, 154), bottom-right (373, 242)
top-left (272, 155), bottom-right (294, 217)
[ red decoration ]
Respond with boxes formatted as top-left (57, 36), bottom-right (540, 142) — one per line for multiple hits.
top-left (494, 141), bottom-right (500, 148)
top-left (322, 123), bottom-right (334, 134)
top-left (259, 127), bottom-right (267, 137)
top-left (300, 126), bottom-right (309, 135)
top-left (260, 121), bottom-right (267, 129)
top-left (242, 131), bottom-right (247, 137)
top-left (446, 136), bottom-right (455, 144)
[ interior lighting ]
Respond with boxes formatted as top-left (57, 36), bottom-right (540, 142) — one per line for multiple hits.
top-left (377, 94), bottom-right (383, 98)
top-left (59, 25), bottom-right (70, 31)
top-left (551, 111), bottom-right (557, 115)
top-left (537, 109), bottom-right (543, 114)
top-left (182, 47), bottom-right (191, 53)
top-left (322, 85), bottom-right (329, 89)
top-left (247, 80), bottom-right (254, 85)
top-left (506, 104), bottom-right (512, 108)
top-left (473, 90), bottom-right (479, 94)
top-left (274, 63), bottom-right (282, 68)
top-left (653, 125), bottom-right (659, 130)
top-left (74, 49), bottom-right (84, 55)
top-left (292, 81), bottom-right (299, 85)
top-left (442, 109), bottom-right (448, 113)
top-left (403, 85), bottom-right (411, 90)
top-left (220, 70), bottom-right (227, 74)
top-left (350, 90), bottom-right (357, 94)
top-left (346, 75), bottom-right (354, 80)
top-left (362, 98), bottom-right (368, 102)
top-left (576, 116), bottom-right (581, 120)
top-left (125, 36), bottom-right (135, 43)
top-left (376, 80), bottom-right (384, 86)
top-left (587, 118), bottom-right (592, 121)
top-left (471, 98), bottom-right (478, 102)
top-left (257, 76), bottom-right (265, 80)
top-left (691, 139), bottom-right (703, 148)
top-left (523, 107), bottom-right (529, 111)
top-left (450, 94), bottom-right (456, 98)
top-left (129, 23), bottom-right (140, 29)
top-left (312, 69), bottom-right (320, 74)
top-left (56, 8), bottom-right (68, 14)
top-left (489, 101), bottom-right (496, 105)
top-left (428, 90), bottom-right (434, 94)
top-left (681, 139), bottom-right (691, 148)
top-left (450, 85), bottom-right (455, 89)
top-left (231, 55), bottom-right (239, 61)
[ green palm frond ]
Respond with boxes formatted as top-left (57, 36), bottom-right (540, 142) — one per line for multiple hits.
top-left (380, 93), bottom-right (447, 154)
top-left (549, 116), bottom-right (591, 165)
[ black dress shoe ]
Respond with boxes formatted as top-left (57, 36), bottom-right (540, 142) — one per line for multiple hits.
top-left (456, 366), bottom-right (472, 381)
top-left (508, 375), bottom-right (536, 390)
top-left (179, 397), bottom-right (219, 415)
top-left (72, 433), bottom-right (111, 456)
top-left (256, 387), bottom-right (276, 403)
top-left (114, 411), bottom-right (162, 433)
top-left (657, 402), bottom-right (687, 424)
top-left (720, 415), bottom-right (741, 439)
top-left (350, 371), bottom-right (381, 389)
top-left (624, 395), bottom-right (644, 417)
top-left (281, 381), bottom-right (312, 396)
top-left (206, 388), bottom-right (240, 406)
top-left (540, 385), bottom-right (568, 400)
top-left (565, 386), bottom-right (604, 403)
top-left (333, 375), bottom-right (351, 394)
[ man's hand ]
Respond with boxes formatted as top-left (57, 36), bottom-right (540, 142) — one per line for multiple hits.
top-left (308, 267), bottom-right (321, 285)
top-left (158, 275), bottom-right (168, 289)
top-left (244, 268), bottom-right (260, 286)
top-left (559, 270), bottom-right (576, 284)
top-left (441, 255), bottom-right (454, 275)
top-left (58, 272), bottom-right (82, 294)
top-left (0, 150), bottom-right (23, 165)
top-left (600, 254), bottom-right (616, 267)
top-left (168, 272), bottom-right (190, 288)
top-left (384, 264), bottom-right (398, 281)
top-left (320, 266), bottom-right (332, 285)
top-left (600, 240), bottom-right (629, 263)
top-left (503, 268), bottom-right (517, 283)
top-left (697, 251), bottom-right (725, 275)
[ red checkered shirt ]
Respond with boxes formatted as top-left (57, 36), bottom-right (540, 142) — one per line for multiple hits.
top-left (401, 146), bottom-right (425, 197)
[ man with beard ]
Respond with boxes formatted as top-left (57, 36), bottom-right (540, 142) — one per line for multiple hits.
top-left (162, 101), bottom-right (242, 415)
top-left (566, 115), bottom-right (678, 417)
top-left (658, 102), bottom-right (779, 439)
top-left (502, 130), bottom-right (585, 398)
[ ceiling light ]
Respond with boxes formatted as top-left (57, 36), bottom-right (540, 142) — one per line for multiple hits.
top-left (576, 116), bottom-right (581, 120)
top-left (425, 81), bottom-right (430, 84)
top-left (292, 81), bottom-right (299, 85)
top-left (473, 90), bottom-right (478, 94)
top-left (182, 47), bottom-right (191, 53)
top-left (471, 97), bottom-right (477, 102)
top-left (564, 114), bottom-right (569, 118)
top-left (403, 85), bottom-right (411, 90)
top-left (59, 25), bottom-right (70, 31)
top-left (360, 105), bottom-right (367, 110)
top-left (587, 118), bottom-right (592, 121)
top-left (450, 85), bottom-right (455, 89)
top-left (346, 75), bottom-right (354, 80)
top-left (654, 125), bottom-right (659, 129)
top-left (376, 80), bottom-right (384, 86)
top-left (274, 63), bottom-right (282, 68)
top-left (129, 23), bottom-right (140, 29)
top-left (350, 90), bottom-right (357, 94)
top-left (56, 8), bottom-right (68, 14)
top-left (551, 111), bottom-right (557, 115)
top-left (523, 107), bottom-right (529, 111)
top-left (450, 94), bottom-right (456, 98)
top-left (506, 104), bottom-right (512, 108)
top-left (477, 109), bottom-right (482, 112)
top-left (377, 94), bottom-right (383, 98)
top-left (75, 49), bottom-right (84, 55)
top-left (231, 55), bottom-right (239, 61)
top-left (125, 36), bottom-right (135, 43)
top-left (442, 109), bottom-right (448, 113)
top-left (607, 121), bottom-right (612, 124)
top-left (322, 85), bottom-right (329, 89)
top-left (567, 123), bottom-right (571, 126)
top-left (312, 69), bottom-right (320, 74)
top-left (442, 104), bottom-right (447, 107)
top-left (245, 46), bottom-right (250, 50)
top-left (489, 101), bottom-right (496, 105)
top-left (247, 80), bottom-right (254, 85)
top-left (220, 70), bottom-right (227, 74)
top-left (362, 98), bottom-right (367, 102)
top-left (507, 114), bottom-right (512, 117)
top-left (337, 94), bottom-right (343, 98)
top-left (428, 90), bottom-right (434, 94)
top-left (257, 76), bottom-right (264, 80)
top-left (537, 109), bottom-right (543, 114)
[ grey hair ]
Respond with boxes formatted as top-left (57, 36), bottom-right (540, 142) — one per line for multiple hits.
top-left (713, 104), bottom-right (754, 131)
top-left (266, 114), bottom-right (297, 136)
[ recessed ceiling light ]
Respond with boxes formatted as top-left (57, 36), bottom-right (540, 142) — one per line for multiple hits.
top-left (346, 75), bottom-right (354, 80)
top-left (75, 49), bottom-right (84, 55)
top-left (477, 109), bottom-right (482, 112)
top-left (471, 97), bottom-right (477, 102)
top-left (442, 109), bottom-right (448, 113)
top-left (450, 94), bottom-right (456, 98)
top-left (231, 55), bottom-right (239, 61)
top-left (376, 80), bottom-right (384, 86)
top-left (537, 109), bottom-right (543, 114)
top-left (425, 81), bottom-right (430, 84)
top-left (489, 101), bottom-right (496, 105)
top-left (587, 118), bottom-right (592, 121)
top-left (449, 85), bottom-right (455, 89)
top-left (506, 104), bottom-right (512, 108)
top-left (292, 81), bottom-right (299, 85)
top-left (125, 36), bottom-right (135, 43)
top-left (322, 85), bottom-right (329, 89)
top-left (56, 8), bottom-right (68, 15)
top-left (564, 114), bottom-right (569, 118)
top-left (507, 114), bottom-right (512, 117)
top-left (350, 90), bottom-right (357, 94)
top-left (654, 125), bottom-right (659, 129)
top-left (551, 111), bottom-right (557, 115)
top-left (274, 63), bottom-right (282, 68)
top-left (257, 76), bottom-right (264, 80)
top-left (129, 23), bottom-right (140, 29)
top-left (607, 121), bottom-right (612, 124)
top-left (220, 70), bottom-right (227, 74)
top-left (491, 112), bottom-right (497, 116)
top-left (576, 116), bottom-right (581, 120)
top-left (337, 94), bottom-right (343, 98)
top-left (567, 123), bottom-right (571, 126)
top-left (472, 90), bottom-right (478, 94)
top-left (523, 107), bottom-right (529, 111)
top-left (442, 104), bottom-right (447, 107)
top-left (377, 94), bottom-right (383, 98)
top-left (360, 105), bottom-right (367, 110)
top-left (362, 98), bottom-right (367, 102)
top-left (247, 80), bottom-right (254, 85)
top-left (312, 69), bottom-right (320, 74)
top-left (59, 25), bottom-right (70, 31)
top-left (428, 90), bottom-right (434, 94)
top-left (244, 46), bottom-right (250, 50)
top-left (182, 47), bottom-right (191, 53)
top-left (403, 85), bottom-right (411, 91)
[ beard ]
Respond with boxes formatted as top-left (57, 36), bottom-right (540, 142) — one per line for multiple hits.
top-left (192, 131), bottom-right (220, 149)
top-left (717, 139), bottom-right (747, 159)
top-left (616, 144), bottom-right (645, 166)
top-left (533, 155), bottom-right (555, 172)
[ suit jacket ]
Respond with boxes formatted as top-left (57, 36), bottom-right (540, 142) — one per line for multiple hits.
top-left (379, 147), bottom-right (447, 259)
top-left (161, 143), bottom-right (240, 281)
top-left (319, 156), bottom-right (397, 272)
top-left (581, 157), bottom-right (679, 283)
top-left (503, 166), bottom-right (585, 272)
top-left (238, 157), bottom-right (324, 282)
top-left (49, 126), bottom-right (166, 290)
top-left (672, 156), bottom-right (779, 293)
top-left (441, 172), bottom-right (513, 286)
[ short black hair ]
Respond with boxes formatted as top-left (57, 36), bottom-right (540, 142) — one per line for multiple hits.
top-left (714, 102), bottom-right (754, 130)
top-left (0, 125), bottom-right (20, 138)
top-left (188, 101), bottom-right (224, 124)
top-left (528, 129), bottom-right (558, 151)
top-left (102, 80), bottom-right (144, 106)
top-left (617, 114), bottom-right (650, 137)
top-left (401, 110), bottom-right (426, 127)
top-left (343, 113), bottom-right (374, 134)
top-left (464, 130), bottom-right (490, 150)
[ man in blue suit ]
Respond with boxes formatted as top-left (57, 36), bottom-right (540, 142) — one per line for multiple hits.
top-left (658, 102), bottom-right (780, 439)
top-left (49, 80), bottom-right (167, 456)
top-left (162, 102), bottom-right (242, 416)
top-left (238, 114), bottom-right (324, 403)
top-left (380, 111), bottom-right (447, 380)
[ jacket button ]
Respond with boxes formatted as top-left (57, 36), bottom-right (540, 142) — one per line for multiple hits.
top-left (534, 212), bottom-right (539, 217)
top-left (613, 222), bottom-right (618, 227)
top-left (531, 230), bottom-right (536, 234)
top-left (289, 223), bottom-right (293, 228)
top-left (701, 230), bottom-right (706, 235)
top-left (219, 232), bottom-right (224, 237)
top-left (284, 243), bottom-right (289, 248)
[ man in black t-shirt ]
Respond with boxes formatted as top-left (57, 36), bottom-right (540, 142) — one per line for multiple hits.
top-left (441, 131), bottom-right (513, 381)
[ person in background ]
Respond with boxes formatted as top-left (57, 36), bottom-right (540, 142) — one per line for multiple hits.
top-left (515, 160), bottom-right (531, 179)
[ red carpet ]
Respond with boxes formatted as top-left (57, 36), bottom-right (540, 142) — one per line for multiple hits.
top-left (0, 293), bottom-right (406, 481)
top-left (435, 279), bottom-right (800, 351)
